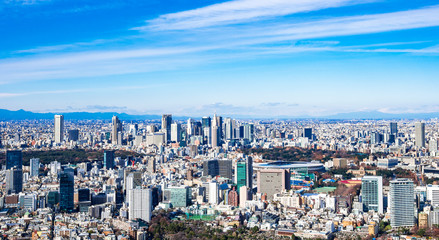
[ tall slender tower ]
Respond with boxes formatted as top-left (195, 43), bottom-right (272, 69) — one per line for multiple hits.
top-left (161, 114), bottom-right (172, 142)
top-left (390, 178), bottom-right (414, 228)
top-left (415, 122), bottom-right (425, 148)
top-left (54, 115), bottom-right (64, 144)
top-left (112, 116), bottom-right (122, 145)
top-left (361, 176), bottom-right (383, 214)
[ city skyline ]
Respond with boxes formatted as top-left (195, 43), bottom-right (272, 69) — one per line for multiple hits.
top-left (1, 0), bottom-right (439, 117)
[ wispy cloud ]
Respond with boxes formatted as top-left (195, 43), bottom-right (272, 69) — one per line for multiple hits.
top-left (2, 5), bottom-right (439, 84)
top-left (141, 0), bottom-right (373, 31)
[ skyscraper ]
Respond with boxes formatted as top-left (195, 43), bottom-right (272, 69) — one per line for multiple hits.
top-left (224, 118), bottom-right (235, 140)
top-left (161, 114), bottom-right (172, 142)
top-left (128, 188), bottom-right (152, 222)
top-left (54, 115), bottom-right (64, 144)
top-left (68, 129), bottom-right (79, 141)
top-left (112, 116), bottom-right (122, 145)
top-left (211, 125), bottom-right (219, 147)
top-left (390, 122), bottom-right (398, 136)
top-left (303, 128), bottom-right (312, 139)
top-left (361, 176), bottom-right (383, 214)
top-left (6, 150), bottom-right (22, 170)
top-left (59, 171), bottom-right (74, 212)
top-left (171, 123), bottom-right (181, 142)
top-left (235, 156), bottom-right (253, 192)
top-left (203, 159), bottom-right (233, 179)
top-left (201, 116), bottom-right (211, 129)
top-left (104, 150), bottom-right (115, 169)
top-left (243, 124), bottom-right (255, 141)
top-left (390, 179), bottom-right (414, 228)
top-left (415, 122), bottom-right (425, 148)
top-left (6, 167), bottom-right (23, 194)
top-left (30, 158), bottom-right (40, 177)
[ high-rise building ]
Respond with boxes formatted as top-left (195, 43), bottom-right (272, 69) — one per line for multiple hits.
top-left (161, 114), bottom-right (172, 142)
top-left (112, 116), bottom-right (122, 145)
top-left (235, 161), bottom-right (246, 191)
top-left (243, 124), bottom-right (255, 141)
top-left (429, 139), bottom-right (438, 153)
top-left (361, 176), bottom-right (383, 214)
top-left (6, 167), bottom-right (23, 194)
top-left (163, 186), bottom-right (192, 208)
top-left (224, 118), bottom-right (235, 140)
top-left (209, 181), bottom-right (219, 205)
top-left (257, 169), bottom-right (290, 200)
top-left (30, 158), bottom-right (39, 177)
top-left (211, 125), bottom-right (219, 147)
top-left (59, 171), bottom-right (74, 212)
top-left (6, 150), bottom-right (22, 170)
top-left (203, 159), bottom-right (233, 179)
top-left (103, 150), bottom-right (115, 169)
top-left (128, 188), bottom-right (152, 222)
top-left (54, 115), bottom-right (64, 144)
top-left (303, 128), bottom-right (312, 139)
top-left (212, 114), bottom-right (223, 143)
top-left (202, 116), bottom-right (211, 129)
top-left (390, 122), bottom-right (398, 135)
top-left (228, 187), bottom-right (239, 207)
top-left (68, 129), bottom-right (79, 141)
top-left (125, 172), bottom-right (143, 201)
top-left (171, 123), bottom-right (181, 142)
top-left (415, 122), bottom-right (426, 148)
top-left (390, 179), bottom-right (414, 228)
top-left (427, 185), bottom-right (439, 206)
top-left (239, 186), bottom-right (249, 208)
top-left (235, 156), bottom-right (253, 192)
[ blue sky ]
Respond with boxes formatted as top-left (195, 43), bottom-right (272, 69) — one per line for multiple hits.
top-left (1, 0), bottom-right (439, 117)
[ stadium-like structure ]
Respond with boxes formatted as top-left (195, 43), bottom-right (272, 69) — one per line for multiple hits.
top-left (254, 161), bottom-right (325, 172)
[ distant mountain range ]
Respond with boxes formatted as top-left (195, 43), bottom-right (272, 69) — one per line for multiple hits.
top-left (0, 109), bottom-right (161, 121)
top-left (0, 109), bottom-right (438, 120)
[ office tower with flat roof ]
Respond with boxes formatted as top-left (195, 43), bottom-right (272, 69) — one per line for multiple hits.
top-left (171, 123), bottom-right (181, 142)
top-left (112, 116), bottom-right (122, 145)
top-left (361, 176), bottom-right (383, 214)
top-left (236, 161), bottom-right (247, 192)
top-left (203, 159), bottom-right (232, 179)
top-left (59, 171), bottom-right (74, 212)
top-left (257, 169), bottom-right (291, 200)
top-left (202, 116), bottom-right (211, 129)
top-left (240, 186), bottom-right (249, 208)
top-left (235, 156), bottom-right (253, 192)
top-left (128, 188), bottom-right (152, 222)
top-left (243, 124), bottom-right (255, 141)
top-left (6, 150), bottom-right (22, 170)
top-left (161, 114), bottom-right (172, 142)
top-left (30, 158), bottom-right (39, 177)
top-left (415, 122), bottom-right (426, 148)
top-left (390, 178), bottom-right (414, 228)
top-left (104, 150), bottom-right (115, 170)
top-left (212, 114), bottom-right (223, 143)
top-left (54, 114), bottom-right (64, 144)
top-left (390, 122), bottom-right (398, 135)
top-left (68, 129), bottom-right (79, 141)
top-left (303, 128), bottom-right (312, 139)
top-left (6, 167), bottom-right (23, 194)
top-left (224, 118), bottom-right (235, 140)
top-left (163, 186), bottom-right (192, 208)
top-left (427, 185), bottom-right (439, 206)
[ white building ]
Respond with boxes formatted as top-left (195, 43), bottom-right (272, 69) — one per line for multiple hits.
top-left (128, 188), bottom-right (152, 222)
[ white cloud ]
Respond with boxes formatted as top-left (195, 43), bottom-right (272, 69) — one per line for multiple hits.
top-left (141, 0), bottom-right (372, 30)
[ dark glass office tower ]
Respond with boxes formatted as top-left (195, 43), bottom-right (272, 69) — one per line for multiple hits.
top-left (59, 171), bottom-right (74, 212)
top-left (6, 150), bottom-right (22, 170)
top-left (104, 150), bottom-right (115, 169)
